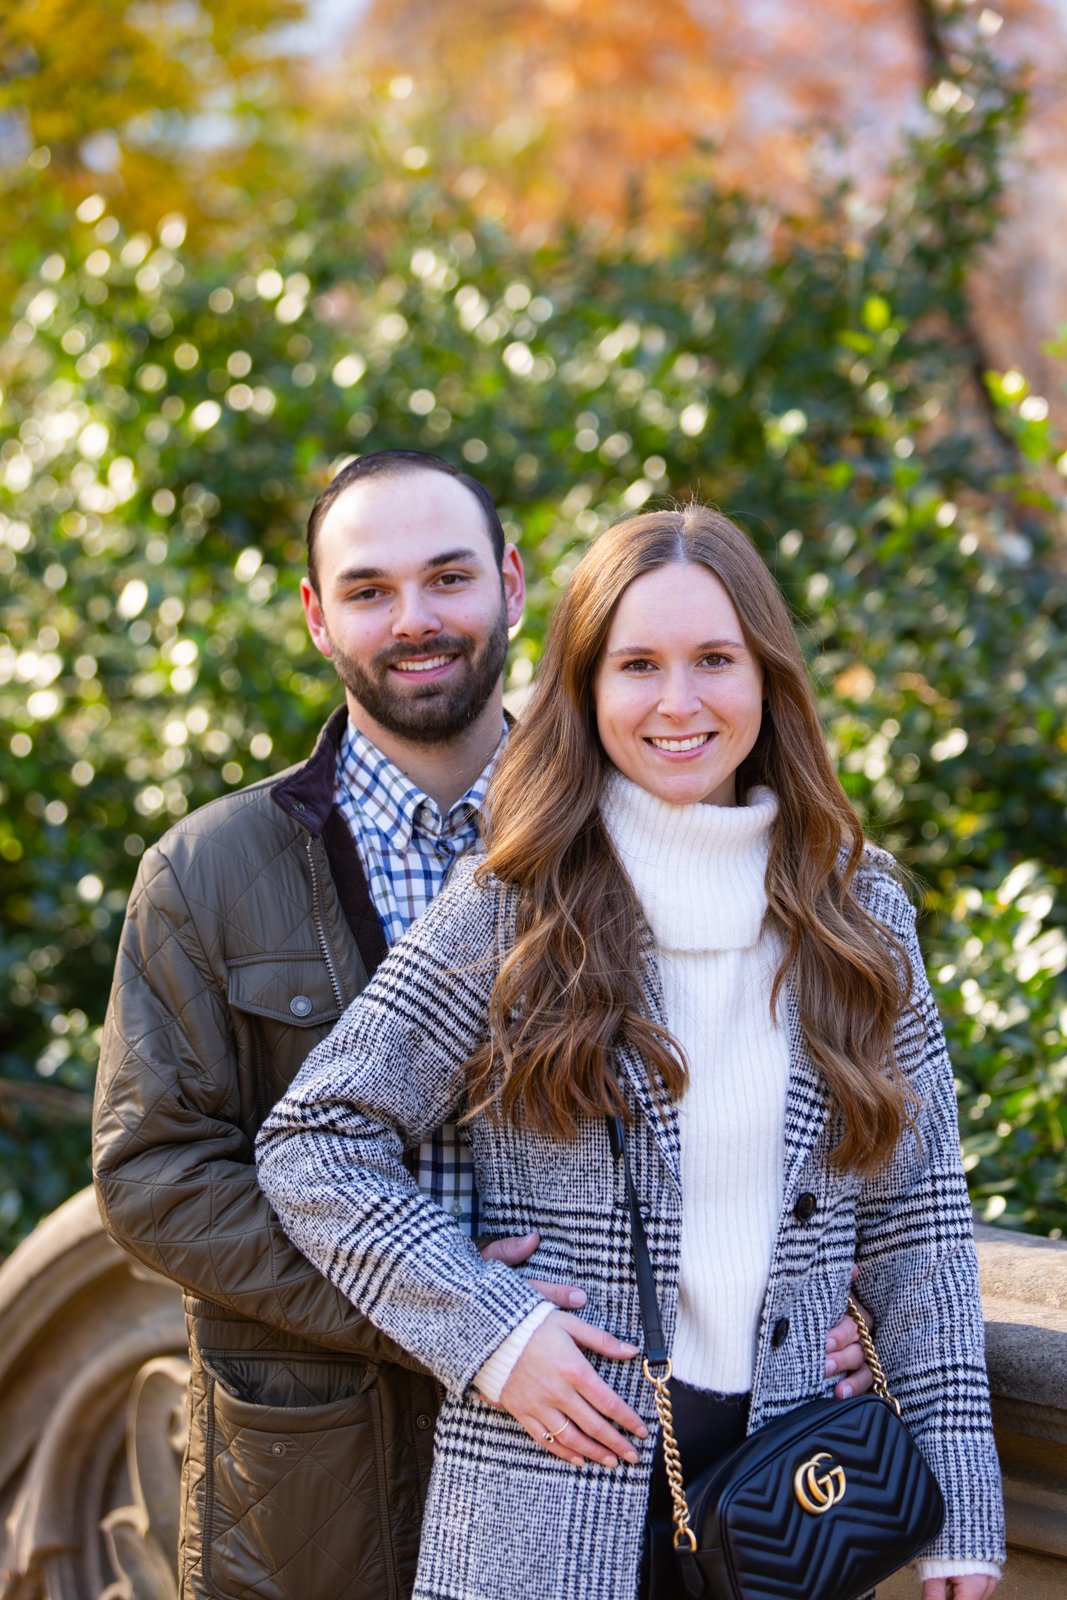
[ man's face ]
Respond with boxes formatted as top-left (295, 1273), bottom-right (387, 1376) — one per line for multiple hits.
top-left (302, 470), bottom-right (525, 747)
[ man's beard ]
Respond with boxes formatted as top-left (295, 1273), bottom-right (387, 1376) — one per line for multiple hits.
top-left (326, 605), bottom-right (510, 746)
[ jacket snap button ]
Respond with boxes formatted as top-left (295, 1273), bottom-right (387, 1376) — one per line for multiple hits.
top-left (272, 1441), bottom-right (287, 1456)
top-left (771, 1317), bottom-right (790, 1348)
top-left (793, 1192), bottom-right (817, 1222)
top-left (416, 1413), bottom-right (432, 1430)
top-left (289, 995), bottom-right (313, 1017)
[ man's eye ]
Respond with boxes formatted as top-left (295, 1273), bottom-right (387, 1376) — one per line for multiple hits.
top-left (435, 571), bottom-right (470, 587)
top-left (349, 587), bottom-right (383, 603)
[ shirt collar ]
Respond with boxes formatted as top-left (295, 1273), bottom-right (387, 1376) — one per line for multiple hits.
top-left (337, 720), bottom-right (507, 848)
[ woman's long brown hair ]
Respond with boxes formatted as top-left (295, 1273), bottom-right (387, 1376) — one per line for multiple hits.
top-left (467, 506), bottom-right (916, 1175)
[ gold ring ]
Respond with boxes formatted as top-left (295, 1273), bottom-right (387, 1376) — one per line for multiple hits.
top-left (541, 1421), bottom-right (570, 1444)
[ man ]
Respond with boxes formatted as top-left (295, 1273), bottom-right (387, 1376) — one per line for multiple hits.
top-left (93, 450), bottom-right (871, 1600)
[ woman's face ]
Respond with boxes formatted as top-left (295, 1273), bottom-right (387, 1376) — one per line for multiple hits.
top-left (592, 561), bottom-right (765, 807)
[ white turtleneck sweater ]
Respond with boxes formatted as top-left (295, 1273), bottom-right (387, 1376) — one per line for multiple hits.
top-left (476, 775), bottom-right (788, 1402)
top-left (602, 774), bottom-right (788, 1394)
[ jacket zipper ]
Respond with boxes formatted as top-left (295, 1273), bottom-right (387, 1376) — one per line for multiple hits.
top-left (369, 1380), bottom-right (400, 1600)
top-left (306, 836), bottom-right (346, 1014)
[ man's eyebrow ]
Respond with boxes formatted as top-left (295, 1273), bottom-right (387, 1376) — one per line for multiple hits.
top-left (334, 548), bottom-right (486, 585)
top-left (605, 637), bottom-right (746, 658)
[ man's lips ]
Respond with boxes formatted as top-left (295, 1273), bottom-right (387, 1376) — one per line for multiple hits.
top-left (389, 652), bottom-right (458, 675)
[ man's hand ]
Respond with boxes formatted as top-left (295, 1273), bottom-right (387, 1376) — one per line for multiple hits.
top-left (922, 1578), bottom-right (998, 1599)
top-left (826, 1267), bottom-right (874, 1399)
top-left (480, 1231), bottom-right (588, 1310)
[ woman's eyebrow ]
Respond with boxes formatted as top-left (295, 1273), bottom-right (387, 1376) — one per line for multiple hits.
top-left (605, 637), bottom-right (745, 658)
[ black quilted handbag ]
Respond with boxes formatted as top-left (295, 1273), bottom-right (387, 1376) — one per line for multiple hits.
top-left (609, 1116), bottom-right (945, 1600)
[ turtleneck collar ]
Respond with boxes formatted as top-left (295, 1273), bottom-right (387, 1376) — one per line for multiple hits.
top-left (599, 772), bottom-right (778, 953)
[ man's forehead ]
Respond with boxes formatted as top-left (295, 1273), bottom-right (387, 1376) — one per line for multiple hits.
top-left (317, 469), bottom-right (493, 564)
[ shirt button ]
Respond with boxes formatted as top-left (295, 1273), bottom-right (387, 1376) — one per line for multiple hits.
top-left (793, 1192), bottom-right (817, 1222)
top-left (452, 1202), bottom-right (462, 1217)
top-left (289, 995), bottom-right (313, 1017)
top-left (772, 1317), bottom-right (791, 1349)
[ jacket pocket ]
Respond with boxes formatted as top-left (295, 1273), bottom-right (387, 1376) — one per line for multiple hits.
top-left (200, 1353), bottom-right (398, 1600)
top-left (226, 955), bottom-right (341, 1029)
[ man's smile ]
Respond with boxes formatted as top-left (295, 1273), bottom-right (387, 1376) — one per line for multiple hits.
top-left (389, 653), bottom-right (460, 677)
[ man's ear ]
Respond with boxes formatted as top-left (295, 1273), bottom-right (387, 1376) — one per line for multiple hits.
top-left (301, 576), bottom-right (333, 661)
top-left (501, 544), bottom-right (525, 629)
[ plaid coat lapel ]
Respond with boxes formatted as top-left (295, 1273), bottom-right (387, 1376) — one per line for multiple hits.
top-left (781, 984), bottom-right (833, 1192)
top-left (614, 924), bottom-right (683, 1192)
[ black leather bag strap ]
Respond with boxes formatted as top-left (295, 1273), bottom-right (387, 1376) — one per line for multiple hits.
top-left (609, 1113), bottom-right (669, 1366)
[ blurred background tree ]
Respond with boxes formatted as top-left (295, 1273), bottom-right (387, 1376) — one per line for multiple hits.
top-left (1, 0), bottom-right (1064, 1252)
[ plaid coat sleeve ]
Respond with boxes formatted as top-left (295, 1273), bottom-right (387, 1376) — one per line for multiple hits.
top-left (255, 856), bottom-right (545, 1395)
top-left (850, 863), bottom-right (1005, 1568)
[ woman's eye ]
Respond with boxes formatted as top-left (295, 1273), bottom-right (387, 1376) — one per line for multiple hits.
top-left (701, 653), bottom-right (729, 668)
top-left (621, 658), bottom-right (655, 673)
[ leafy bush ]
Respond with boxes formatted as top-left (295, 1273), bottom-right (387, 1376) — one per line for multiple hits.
top-left (1, 12), bottom-right (1064, 1251)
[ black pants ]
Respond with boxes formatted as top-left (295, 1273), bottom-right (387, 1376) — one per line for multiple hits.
top-left (640, 1382), bottom-right (751, 1600)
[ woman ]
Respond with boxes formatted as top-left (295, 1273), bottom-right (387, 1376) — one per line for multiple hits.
top-left (258, 505), bottom-right (1004, 1600)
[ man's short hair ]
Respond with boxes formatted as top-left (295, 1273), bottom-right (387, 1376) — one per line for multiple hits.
top-left (306, 450), bottom-right (506, 591)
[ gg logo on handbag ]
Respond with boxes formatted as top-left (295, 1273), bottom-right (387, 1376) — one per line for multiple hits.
top-left (793, 1451), bottom-right (847, 1515)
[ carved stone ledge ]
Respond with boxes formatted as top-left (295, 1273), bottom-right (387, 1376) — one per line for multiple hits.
top-left (0, 1188), bottom-right (186, 1600)
top-left (880, 1224), bottom-right (1067, 1598)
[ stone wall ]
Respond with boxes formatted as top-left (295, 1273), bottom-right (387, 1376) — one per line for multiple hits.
top-left (880, 1224), bottom-right (1067, 1598)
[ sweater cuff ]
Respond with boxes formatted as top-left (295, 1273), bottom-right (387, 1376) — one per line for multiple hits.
top-left (917, 1559), bottom-right (1002, 1582)
top-left (473, 1300), bottom-right (556, 1401)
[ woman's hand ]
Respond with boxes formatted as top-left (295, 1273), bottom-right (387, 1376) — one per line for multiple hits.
top-left (922, 1579), bottom-right (999, 1599)
top-left (497, 1309), bottom-right (648, 1468)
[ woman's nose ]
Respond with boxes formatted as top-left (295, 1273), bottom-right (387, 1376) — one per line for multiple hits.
top-left (657, 671), bottom-right (701, 717)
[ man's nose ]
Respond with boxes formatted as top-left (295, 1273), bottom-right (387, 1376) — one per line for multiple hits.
top-left (391, 585), bottom-right (442, 639)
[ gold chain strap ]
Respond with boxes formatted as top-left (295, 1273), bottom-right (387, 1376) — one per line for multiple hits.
top-left (642, 1298), bottom-right (897, 1552)
top-left (846, 1294), bottom-right (900, 1415)
top-left (643, 1357), bottom-right (697, 1552)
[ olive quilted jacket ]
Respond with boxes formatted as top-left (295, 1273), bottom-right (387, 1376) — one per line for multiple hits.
top-left (93, 709), bottom-right (440, 1600)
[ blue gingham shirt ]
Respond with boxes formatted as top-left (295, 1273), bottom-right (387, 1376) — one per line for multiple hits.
top-left (335, 720), bottom-right (506, 1234)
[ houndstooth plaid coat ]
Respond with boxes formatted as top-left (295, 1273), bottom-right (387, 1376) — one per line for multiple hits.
top-left (257, 850), bottom-right (1004, 1600)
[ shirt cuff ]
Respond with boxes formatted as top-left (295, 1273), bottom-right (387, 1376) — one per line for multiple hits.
top-left (473, 1300), bottom-right (556, 1401)
top-left (917, 1559), bottom-right (1003, 1582)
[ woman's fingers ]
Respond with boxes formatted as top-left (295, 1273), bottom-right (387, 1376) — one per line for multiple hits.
top-left (563, 1310), bottom-right (642, 1363)
top-left (498, 1312), bottom-right (648, 1468)
top-left (921, 1580), bottom-right (999, 1599)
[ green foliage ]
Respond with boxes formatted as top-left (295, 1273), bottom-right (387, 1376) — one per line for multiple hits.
top-left (1, 4), bottom-right (1064, 1251)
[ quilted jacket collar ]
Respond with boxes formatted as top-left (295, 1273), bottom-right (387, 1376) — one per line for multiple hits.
top-left (270, 706), bottom-right (348, 835)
